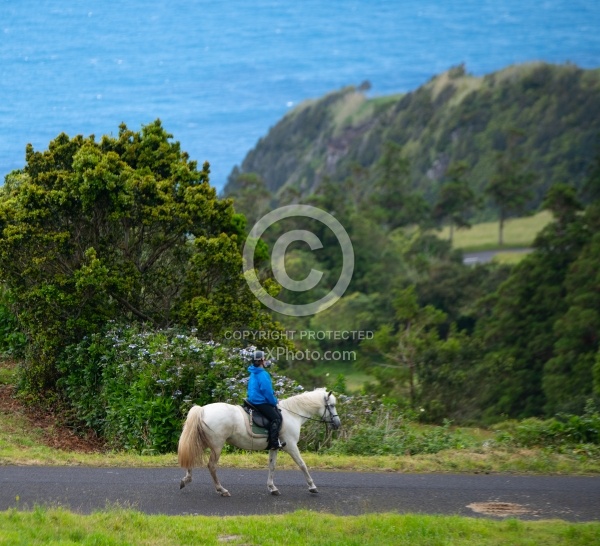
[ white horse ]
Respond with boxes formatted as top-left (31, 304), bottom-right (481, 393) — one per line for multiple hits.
top-left (178, 388), bottom-right (341, 496)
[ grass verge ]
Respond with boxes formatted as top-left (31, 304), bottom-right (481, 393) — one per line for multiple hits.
top-left (2, 401), bottom-right (599, 475)
top-left (0, 507), bottom-right (599, 545)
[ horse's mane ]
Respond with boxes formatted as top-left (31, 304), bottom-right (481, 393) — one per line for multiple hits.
top-left (280, 388), bottom-right (327, 414)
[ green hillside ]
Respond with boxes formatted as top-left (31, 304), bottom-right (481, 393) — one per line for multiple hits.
top-left (225, 62), bottom-right (600, 215)
top-left (220, 66), bottom-right (600, 424)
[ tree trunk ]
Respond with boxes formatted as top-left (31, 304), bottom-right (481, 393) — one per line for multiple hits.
top-left (409, 361), bottom-right (415, 409)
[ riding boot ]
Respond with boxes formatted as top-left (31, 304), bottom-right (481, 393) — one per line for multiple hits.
top-left (268, 421), bottom-right (285, 450)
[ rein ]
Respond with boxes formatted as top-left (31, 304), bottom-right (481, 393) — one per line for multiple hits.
top-left (281, 406), bottom-right (324, 422)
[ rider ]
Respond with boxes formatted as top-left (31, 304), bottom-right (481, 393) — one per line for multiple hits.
top-left (247, 350), bottom-right (285, 450)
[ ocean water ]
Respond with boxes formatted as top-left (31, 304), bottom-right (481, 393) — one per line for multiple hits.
top-left (1, 0), bottom-right (599, 191)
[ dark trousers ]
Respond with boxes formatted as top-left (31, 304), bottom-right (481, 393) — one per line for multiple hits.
top-left (253, 403), bottom-right (282, 447)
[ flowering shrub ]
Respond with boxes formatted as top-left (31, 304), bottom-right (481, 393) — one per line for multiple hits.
top-left (58, 323), bottom-right (471, 456)
top-left (57, 324), bottom-right (300, 453)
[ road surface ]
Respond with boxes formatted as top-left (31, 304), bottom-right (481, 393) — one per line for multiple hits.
top-left (1, 466), bottom-right (599, 521)
top-left (463, 248), bottom-right (532, 264)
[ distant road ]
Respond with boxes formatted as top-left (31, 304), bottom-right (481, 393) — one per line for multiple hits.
top-left (463, 248), bottom-right (532, 265)
top-left (1, 467), bottom-right (599, 521)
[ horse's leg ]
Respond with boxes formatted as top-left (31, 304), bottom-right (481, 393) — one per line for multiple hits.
top-left (180, 468), bottom-right (193, 489)
top-left (267, 449), bottom-right (280, 495)
top-left (284, 443), bottom-right (318, 493)
top-left (207, 447), bottom-right (230, 497)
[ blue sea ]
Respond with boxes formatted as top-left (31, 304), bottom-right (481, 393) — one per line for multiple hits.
top-left (2, 0), bottom-right (600, 192)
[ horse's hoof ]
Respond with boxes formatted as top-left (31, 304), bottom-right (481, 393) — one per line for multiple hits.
top-left (179, 480), bottom-right (186, 489)
top-left (309, 487), bottom-right (319, 494)
top-left (220, 490), bottom-right (231, 497)
top-left (270, 489), bottom-right (280, 496)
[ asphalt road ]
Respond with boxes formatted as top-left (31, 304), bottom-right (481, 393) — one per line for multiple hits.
top-left (463, 248), bottom-right (532, 264)
top-left (1, 466), bottom-right (599, 521)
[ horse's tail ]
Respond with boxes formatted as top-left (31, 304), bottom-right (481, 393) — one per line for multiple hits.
top-left (178, 405), bottom-right (212, 469)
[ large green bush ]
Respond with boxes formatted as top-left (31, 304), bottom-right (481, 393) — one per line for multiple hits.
top-left (0, 121), bottom-right (276, 395)
top-left (492, 401), bottom-right (600, 455)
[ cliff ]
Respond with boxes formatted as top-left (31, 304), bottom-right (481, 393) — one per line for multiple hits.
top-left (225, 62), bottom-right (600, 213)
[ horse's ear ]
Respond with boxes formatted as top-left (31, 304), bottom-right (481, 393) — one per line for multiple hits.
top-left (327, 390), bottom-right (332, 398)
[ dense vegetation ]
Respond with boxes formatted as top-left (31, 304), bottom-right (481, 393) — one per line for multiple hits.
top-left (226, 136), bottom-right (600, 428)
top-left (56, 325), bottom-right (299, 453)
top-left (223, 62), bottom-right (600, 428)
top-left (1, 65), bottom-right (599, 455)
top-left (0, 121), bottom-right (279, 399)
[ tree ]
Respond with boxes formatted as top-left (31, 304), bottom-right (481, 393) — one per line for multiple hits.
top-left (225, 172), bottom-right (272, 228)
top-left (432, 161), bottom-right (477, 243)
top-left (363, 286), bottom-right (446, 407)
top-left (474, 187), bottom-right (591, 420)
top-left (277, 185), bottom-right (302, 206)
top-left (485, 129), bottom-right (536, 245)
top-left (543, 226), bottom-right (600, 414)
top-left (542, 182), bottom-right (582, 227)
top-left (0, 121), bottom-right (275, 392)
top-left (582, 137), bottom-right (600, 203)
top-left (370, 142), bottom-right (430, 230)
top-left (417, 328), bottom-right (486, 422)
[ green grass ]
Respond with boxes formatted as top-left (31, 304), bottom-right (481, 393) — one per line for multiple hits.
top-left (438, 211), bottom-right (552, 251)
top-left (312, 360), bottom-right (375, 392)
top-left (491, 251), bottom-right (532, 265)
top-left (0, 507), bottom-right (599, 545)
top-left (0, 365), bottom-right (16, 385)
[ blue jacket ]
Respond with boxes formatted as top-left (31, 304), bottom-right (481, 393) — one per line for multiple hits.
top-left (247, 364), bottom-right (278, 406)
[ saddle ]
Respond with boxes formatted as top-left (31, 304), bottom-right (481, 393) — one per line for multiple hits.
top-left (242, 400), bottom-right (282, 434)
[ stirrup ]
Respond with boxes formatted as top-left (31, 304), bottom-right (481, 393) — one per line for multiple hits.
top-left (269, 440), bottom-right (286, 450)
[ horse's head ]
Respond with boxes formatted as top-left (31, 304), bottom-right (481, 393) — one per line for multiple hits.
top-left (324, 390), bottom-right (341, 430)
top-left (282, 388), bottom-right (341, 429)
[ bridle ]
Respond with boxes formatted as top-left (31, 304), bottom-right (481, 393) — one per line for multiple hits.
top-left (321, 393), bottom-right (339, 428)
